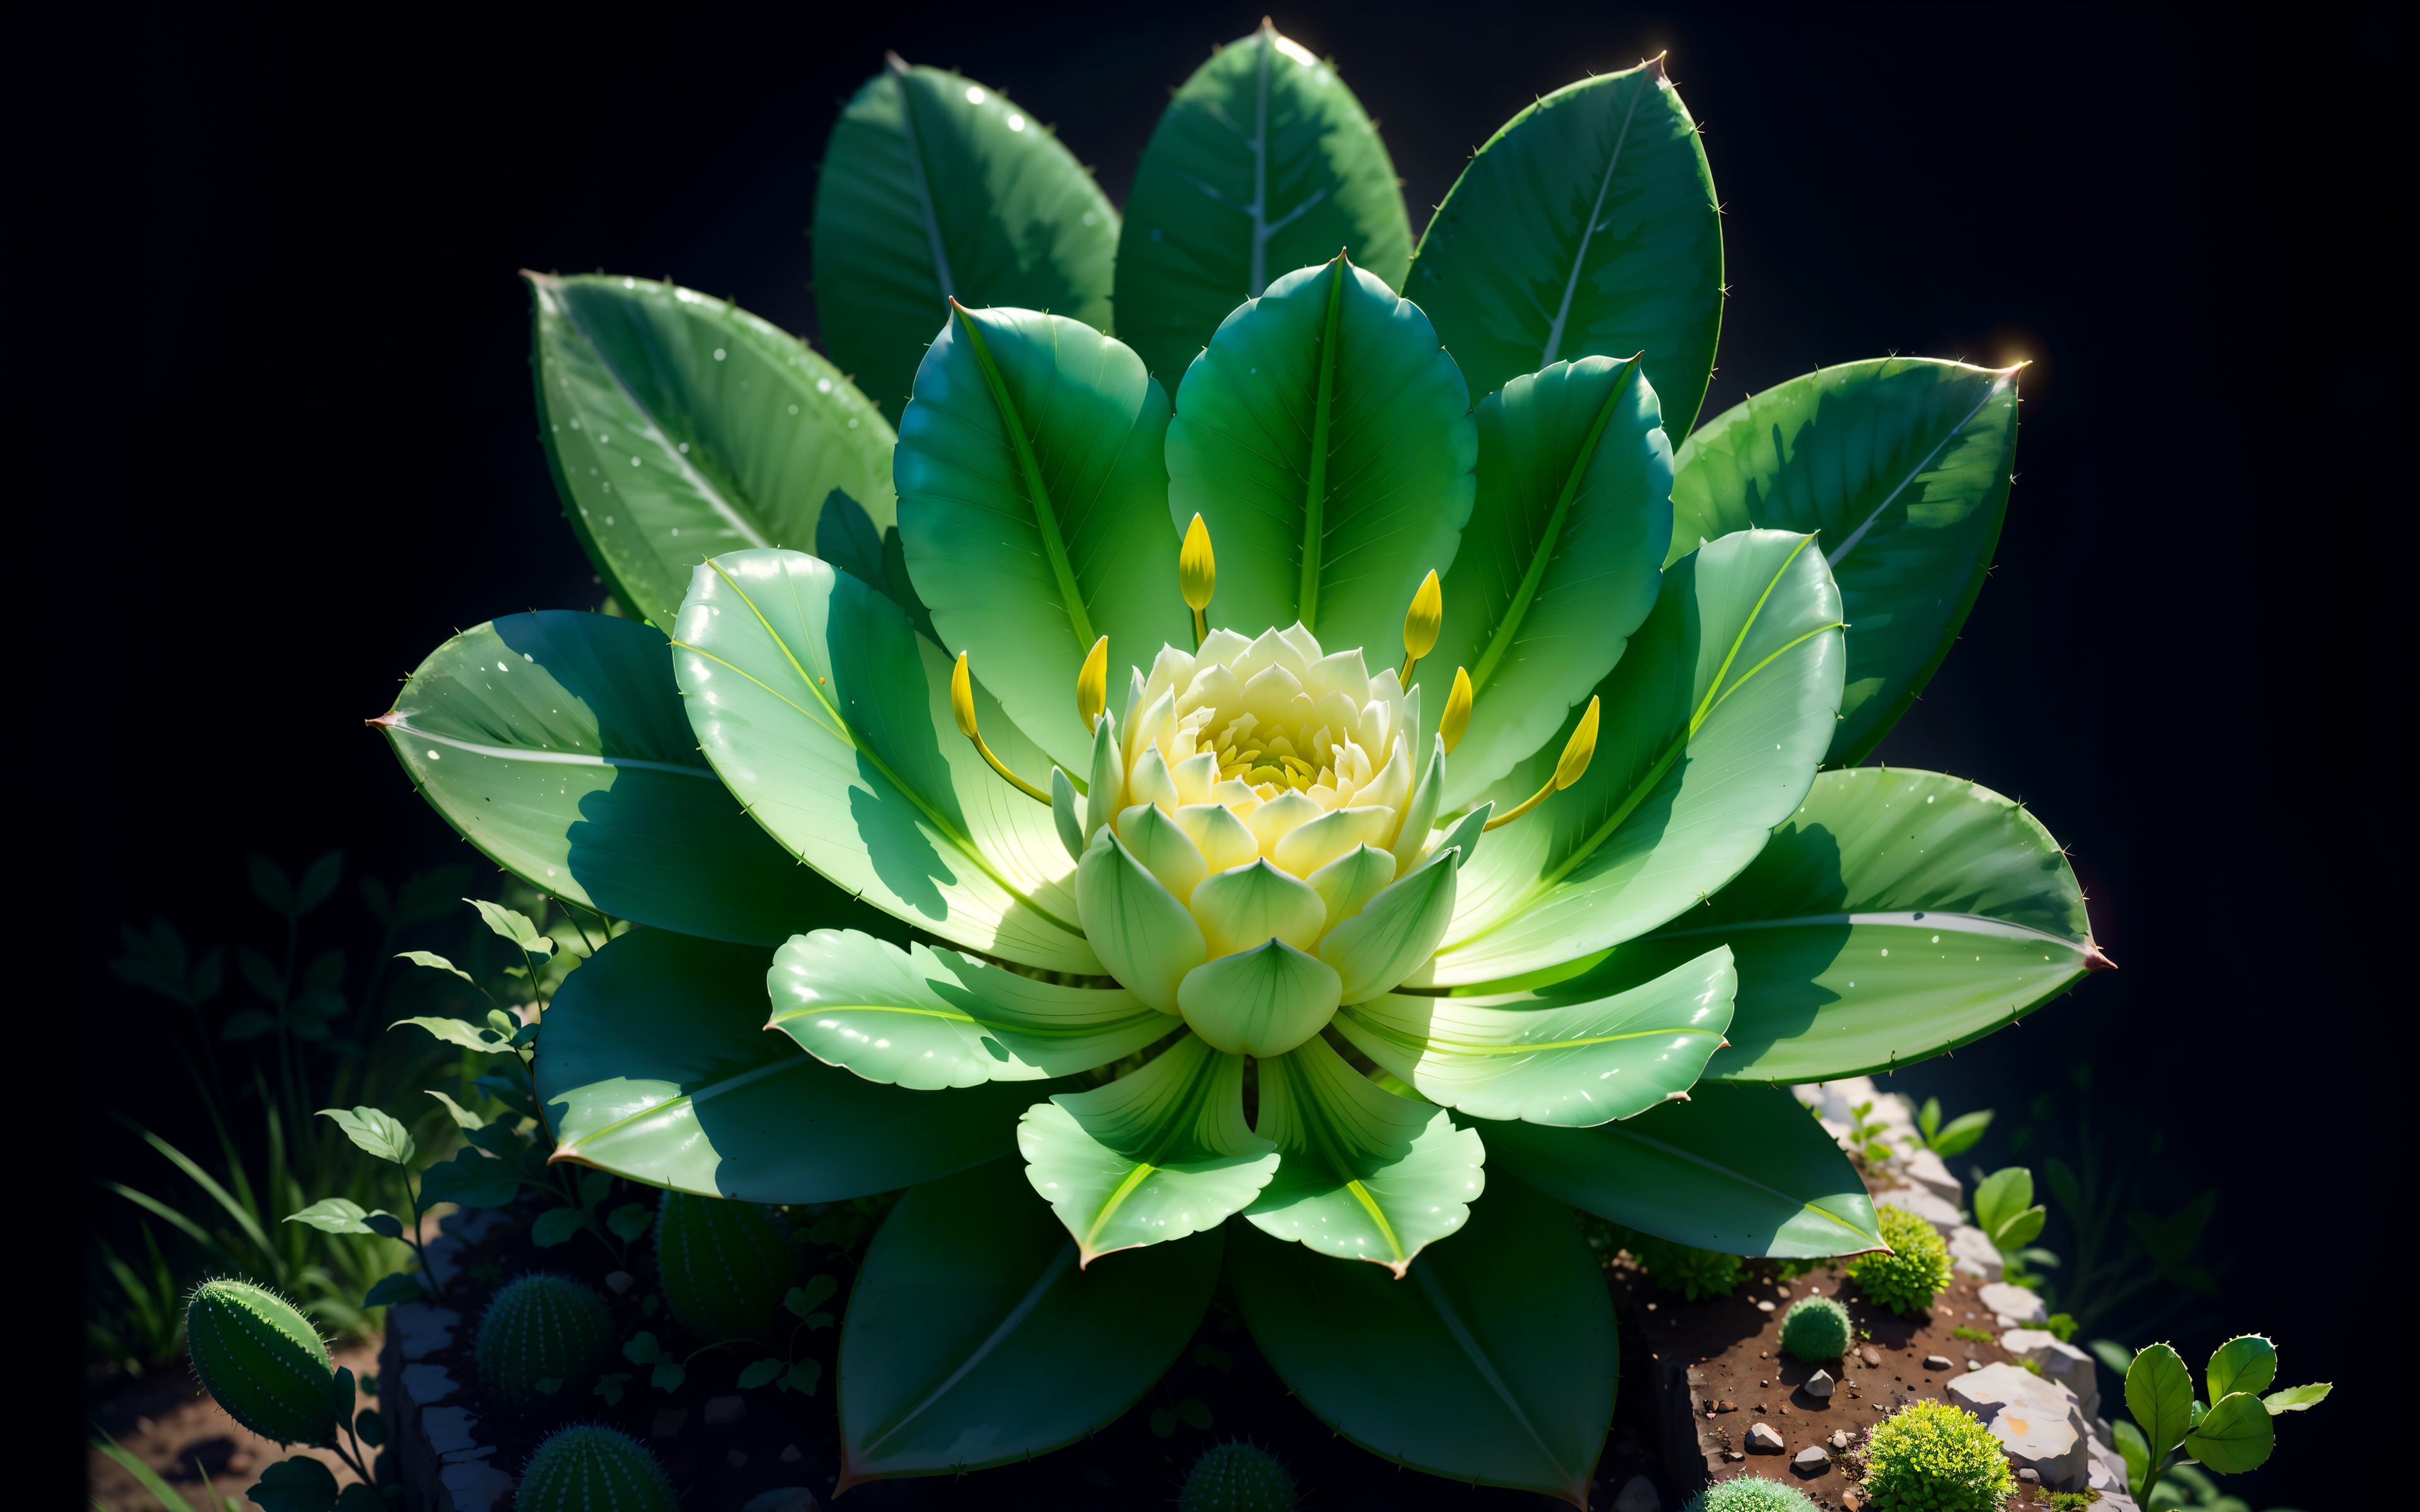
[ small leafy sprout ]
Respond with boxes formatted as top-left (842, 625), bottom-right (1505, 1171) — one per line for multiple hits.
top-left (1971, 1166), bottom-right (2048, 1254)
top-left (1844, 1099), bottom-right (1898, 1166)
top-left (1916, 1096), bottom-right (1993, 1157)
top-left (2116, 1334), bottom-right (2332, 1506)
top-left (1153, 1396), bottom-right (1215, 1438)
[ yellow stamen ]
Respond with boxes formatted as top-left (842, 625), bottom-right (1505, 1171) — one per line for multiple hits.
top-left (1440, 666), bottom-right (1473, 753)
top-left (1400, 568), bottom-right (1442, 683)
top-left (952, 652), bottom-right (1051, 805)
top-left (1484, 696), bottom-right (1599, 831)
top-left (1076, 635), bottom-right (1108, 729)
top-left (1180, 513), bottom-right (1216, 650)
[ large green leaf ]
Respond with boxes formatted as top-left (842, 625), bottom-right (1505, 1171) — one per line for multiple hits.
top-left (538, 929), bottom-right (1037, 1201)
top-left (1165, 256), bottom-right (1476, 655)
top-left (895, 305), bottom-right (1189, 769)
top-left (837, 1159), bottom-right (1220, 1489)
top-left (1673, 358), bottom-right (2020, 764)
top-left (672, 549), bottom-right (1100, 973)
top-left (1017, 1033), bottom-right (1278, 1263)
top-left (2126, 1343), bottom-right (2198, 1467)
top-left (1560, 767), bottom-right (2100, 1084)
top-left (766, 927), bottom-right (1172, 1089)
top-left (1114, 23), bottom-right (1412, 386)
top-left (1409, 59), bottom-right (1722, 432)
top-left (1247, 1033), bottom-right (1484, 1275)
top-left (1485, 1080), bottom-right (1883, 1256)
top-left (1337, 946), bottom-right (1732, 1126)
top-left (2186, 1392), bottom-right (2277, 1474)
top-left (812, 58), bottom-right (1117, 423)
top-left (1228, 1176), bottom-right (1615, 1504)
top-left (1415, 354), bottom-right (1673, 806)
top-left (376, 611), bottom-right (890, 946)
top-left (526, 273), bottom-right (896, 629)
top-left (1426, 529), bottom-right (1844, 985)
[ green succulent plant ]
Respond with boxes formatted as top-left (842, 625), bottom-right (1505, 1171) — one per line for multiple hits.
top-left (1850, 1207), bottom-right (1956, 1317)
top-left (1179, 1439), bottom-right (1299, 1512)
top-left (1861, 1399), bottom-right (2017, 1511)
top-left (517, 1424), bottom-right (678, 1512)
top-left (476, 1273), bottom-right (612, 1411)
top-left (1683, 1477), bottom-right (1818, 1512)
top-left (1779, 1296), bottom-right (1852, 1362)
top-left (655, 1189), bottom-right (798, 1342)
top-left (372, 23), bottom-right (2111, 1503)
top-left (185, 1279), bottom-right (335, 1446)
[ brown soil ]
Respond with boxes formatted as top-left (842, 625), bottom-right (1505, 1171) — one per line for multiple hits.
top-left (1613, 1258), bottom-right (2048, 1510)
top-left (88, 1339), bottom-right (384, 1510)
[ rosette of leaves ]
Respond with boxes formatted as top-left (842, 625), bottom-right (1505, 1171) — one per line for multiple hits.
top-left (372, 26), bottom-right (2111, 1504)
top-left (2114, 1336), bottom-right (2331, 1506)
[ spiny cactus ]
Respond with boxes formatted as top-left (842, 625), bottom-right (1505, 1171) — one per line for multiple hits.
top-left (1848, 1206), bottom-right (1955, 1316)
top-left (186, 1279), bottom-right (336, 1445)
top-left (517, 1423), bottom-right (678, 1512)
top-left (1179, 1440), bottom-right (1299, 1512)
top-left (1683, 1477), bottom-right (1818, 1512)
top-left (476, 1272), bottom-right (611, 1411)
top-left (1862, 1399), bottom-right (2016, 1512)
top-left (1779, 1295), bottom-right (1853, 1361)
top-left (656, 1188), bottom-right (798, 1341)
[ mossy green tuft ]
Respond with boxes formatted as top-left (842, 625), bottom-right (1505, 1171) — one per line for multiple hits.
top-left (1628, 1229), bottom-right (1747, 1300)
top-left (1863, 1398), bottom-right (2017, 1511)
top-left (1682, 1475), bottom-right (1818, 1511)
top-left (517, 1423), bottom-right (678, 1512)
top-left (185, 1278), bottom-right (335, 1446)
top-left (1779, 1295), bottom-right (1853, 1361)
top-left (656, 1189), bottom-right (798, 1341)
top-left (1848, 1207), bottom-right (1954, 1317)
top-left (476, 1272), bottom-right (612, 1411)
top-left (1179, 1439), bottom-right (1299, 1512)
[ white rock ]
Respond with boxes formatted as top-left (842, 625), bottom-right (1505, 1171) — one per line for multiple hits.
top-left (1947, 1225), bottom-right (2005, 1280)
top-left (2003, 1328), bottom-right (2100, 1421)
top-left (703, 1394), bottom-right (747, 1426)
top-left (1945, 1362), bottom-right (2091, 1490)
top-left (440, 1458), bottom-right (515, 1512)
top-left (1612, 1475), bottom-right (1661, 1512)
top-left (1806, 1370), bottom-right (1836, 1399)
top-left (1979, 1281), bottom-right (2048, 1326)
top-left (1748, 1421), bottom-right (1785, 1453)
top-left (1794, 1445), bottom-right (1830, 1472)
top-left (1875, 1186), bottom-right (1962, 1237)
top-left (1828, 1429), bottom-right (1853, 1450)
top-left (1899, 1146), bottom-right (1964, 1206)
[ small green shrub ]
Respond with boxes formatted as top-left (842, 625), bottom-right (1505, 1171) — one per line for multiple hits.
top-left (476, 1273), bottom-right (612, 1411)
top-left (185, 1279), bottom-right (334, 1446)
top-left (1681, 1475), bottom-right (1818, 1511)
top-left (657, 1189), bottom-right (798, 1341)
top-left (1779, 1297), bottom-right (1852, 1361)
top-left (1179, 1440), bottom-right (1298, 1512)
top-left (517, 1424), bottom-right (677, 1512)
top-left (1951, 1325), bottom-right (1993, 1343)
top-left (1629, 1231), bottom-right (1746, 1300)
top-left (1848, 1208), bottom-right (1954, 1316)
top-left (1862, 1399), bottom-right (2015, 1511)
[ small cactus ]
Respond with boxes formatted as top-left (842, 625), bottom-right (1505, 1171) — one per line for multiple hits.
top-left (517, 1423), bottom-right (677, 1512)
top-left (1778, 1295), bottom-right (1853, 1361)
top-left (656, 1188), bottom-right (798, 1341)
top-left (185, 1279), bottom-right (336, 1446)
top-left (476, 1272), bottom-right (611, 1411)
top-left (1179, 1440), bottom-right (1298, 1512)
top-left (1847, 1207), bottom-right (1955, 1317)
top-left (1682, 1476), bottom-right (1818, 1511)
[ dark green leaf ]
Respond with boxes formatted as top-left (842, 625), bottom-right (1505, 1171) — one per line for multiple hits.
top-left (1411, 59), bottom-right (1722, 431)
top-left (1114, 23), bottom-right (1411, 385)
top-left (2126, 1343), bottom-right (2197, 1465)
top-left (295, 850), bottom-right (343, 917)
top-left (1486, 1079), bottom-right (1882, 1256)
top-left (362, 1273), bottom-right (426, 1309)
top-left (527, 273), bottom-right (897, 627)
top-left (248, 856), bottom-right (297, 918)
top-left (221, 1007), bottom-right (277, 1041)
top-left (531, 1206), bottom-right (588, 1247)
top-left (239, 946), bottom-right (285, 1005)
top-left (539, 928), bottom-right (1045, 1203)
top-left (594, 1371), bottom-right (631, 1406)
top-left (2184, 1391), bottom-right (2276, 1474)
top-left (353, 1407), bottom-right (384, 1448)
top-left (415, 1149), bottom-right (519, 1209)
top-left (378, 610), bottom-right (897, 947)
top-left (332, 1487), bottom-right (383, 1512)
top-left (836, 1159), bottom-right (1220, 1487)
top-left (737, 1358), bottom-right (782, 1389)
top-left (1672, 358), bottom-right (2020, 763)
top-left (246, 1455), bottom-right (338, 1512)
top-left (607, 1203), bottom-right (652, 1242)
top-left (623, 1331), bottom-right (669, 1365)
top-left (783, 1358), bottom-right (823, 1396)
top-left (813, 58), bottom-right (1117, 425)
top-left (1229, 1176), bottom-right (1614, 1501)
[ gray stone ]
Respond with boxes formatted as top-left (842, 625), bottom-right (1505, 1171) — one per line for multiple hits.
top-left (2002, 1328), bottom-right (2101, 1421)
top-left (742, 1492), bottom-right (819, 1512)
top-left (1979, 1281), bottom-right (2048, 1326)
top-left (1899, 1146), bottom-right (1964, 1206)
top-left (1794, 1446), bottom-right (1830, 1472)
top-left (1923, 1355), bottom-right (1955, 1373)
top-left (390, 1302), bottom-right (462, 1361)
top-left (1612, 1475), bottom-right (1661, 1512)
top-left (1747, 1422), bottom-right (1785, 1453)
top-left (650, 1406), bottom-right (689, 1439)
top-left (422, 1405), bottom-right (481, 1455)
top-left (1874, 1185), bottom-right (1961, 1237)
top-left (602, 1269), bottom-right (635, 1295)
top-left (439, 1458), bottom-right (514, 1512)
top-left (403, 1363), bottom-right (458, 1406)
top-left (1805, 1370), bottom-right (1836, 1399)
top-left (703, 1394), bottom-right (746, 1426)
top-left (1947, 1224), bottom-right (2005, 1281)
top-left (1828, 1430), bottom-right (1853, 1450)
top-left (780, 1443), bottom-right (803, 1463)
top-left (1945, 1362), bottom-right (2091, 1491)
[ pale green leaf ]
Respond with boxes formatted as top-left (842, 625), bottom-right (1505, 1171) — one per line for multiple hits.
top-left (2127, 1343), bottom-right (2197, 1465)
top-left (317, 1106), bottom-right (415, 1166)
top-left (391, 1016), bottom-right (515, 1055)
top-left (284, 1198), bottom-right (377, 1235)
top-left (2207, 1335), bottom-right (2278, 1403)
top-left (467, 898), bottom-right (554, 958)
top-left (395, 950), bottom-right (473, 987)
top-left (2184, 1390), bottom-right (2276, 1474)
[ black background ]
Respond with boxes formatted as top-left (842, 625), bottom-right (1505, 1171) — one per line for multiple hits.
top-left (35, 3), bottom-right (2404, 1504)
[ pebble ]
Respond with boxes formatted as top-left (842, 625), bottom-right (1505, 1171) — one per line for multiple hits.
top-left (1726, 1451), bottom-right (1745, 1462)
top-left (2019, 1469), bottom-right (2041, 1484)
top-left (1806, 1370), bottom-right (1836, 1399)
top-left (1924, 1355), bottom-right (1955, 1373)
top-left (1613, 1474), bottom-right (1662, 1512)
top-left (650, 1406), bottom-right (689, 1439)
top-left (1829, 1430), bottom-right (1853, 1450)
top-left (1758, 1300), bottom-right (1777, 1312)
top-left (703, 1394), bottom-right (746, 1426)
top-left (727, 1449), bottom-right (748, 1467)
top-left (1968, 1358), bottom-right (1984, 1372)
top-left (603, 1270), bottom-right (635, 1295)
top-left (1794, 1445), bottom-right (1830, 1472)
top-left (1860, 1345), bottom-right (1885, 1368)
top-left (1748, 1423), bottom-right (1785, 1453)
top-left (780, 1444), bottom-right (803, 1463)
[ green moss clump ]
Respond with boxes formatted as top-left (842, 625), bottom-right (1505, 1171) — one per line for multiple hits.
top-left (1848, 1207), bottom-right (1954, 1316)
top-left (476, 1272), bottom-right (613, 1412)
top-left (1178, 1440), bottom-right (1298, 1512)
top-left (1862, 1399), bottom-right (2017, 1511)
top-left (517, 1424), bottom-right (677, 1512)
top-left (1681, 1475), bottom-right (1818, 1511)
top-left (1778, 1296), bottom-right (1852, 1361)
top-left (656, 1189), bottom-right (799, 1342)
top-left (185, 1279), bottom-right (335, 1446)
top-left (1628, 1231), bottom-right (1747, 1300)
